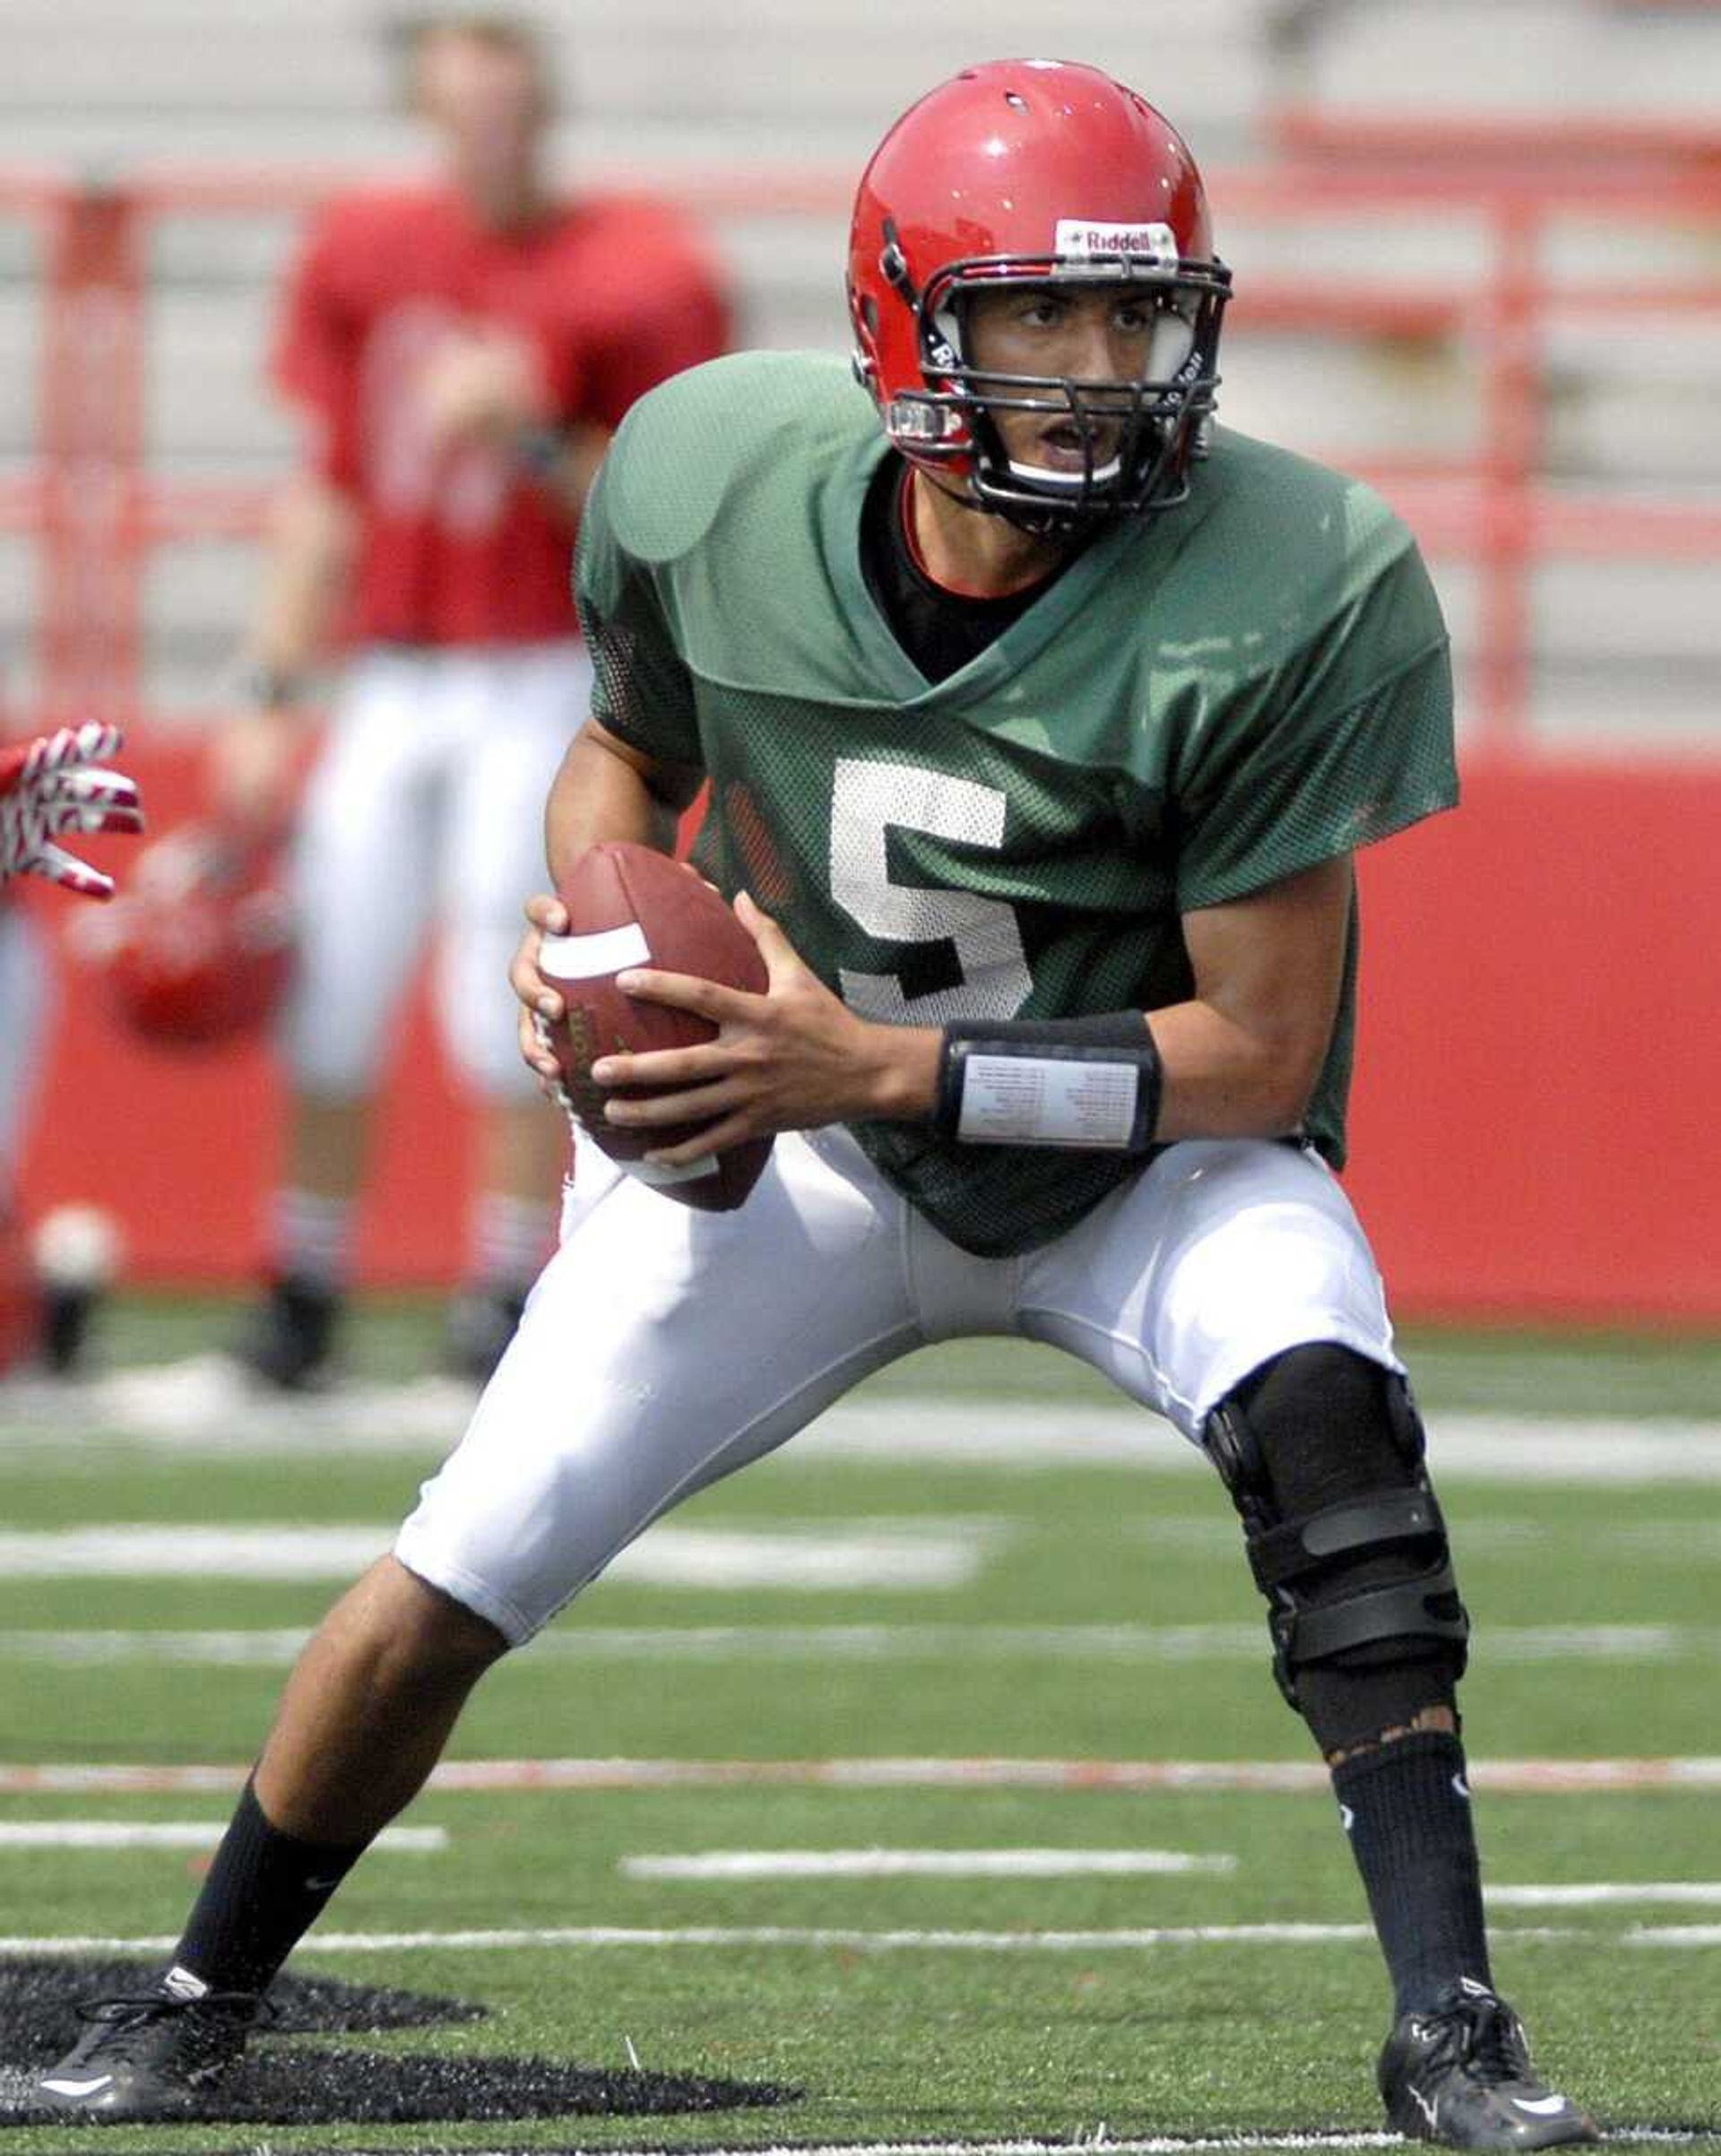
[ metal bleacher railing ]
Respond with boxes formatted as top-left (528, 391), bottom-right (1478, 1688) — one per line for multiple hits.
top-left (2, 139), bottom-right (1718, 758)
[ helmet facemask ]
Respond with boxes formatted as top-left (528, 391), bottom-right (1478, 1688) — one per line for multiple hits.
top-left (875, 227), bottom-right (1231, 534)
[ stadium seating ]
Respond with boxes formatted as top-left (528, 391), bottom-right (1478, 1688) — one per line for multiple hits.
top-left (0, 0), bottom-right (1717, 745)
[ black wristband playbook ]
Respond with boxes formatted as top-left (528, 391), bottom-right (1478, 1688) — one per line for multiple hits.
top-left (933, 1011), bottom-right (1163, 1152)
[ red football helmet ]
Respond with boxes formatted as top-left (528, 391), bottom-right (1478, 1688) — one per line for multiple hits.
top-left (848, 58), bottom-right (1231, 528)
top-left (72, 821), bottom-right (295, 1049)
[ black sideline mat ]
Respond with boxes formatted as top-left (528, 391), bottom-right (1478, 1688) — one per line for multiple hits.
top-left (0, 1956), bottom-right (799, 2126)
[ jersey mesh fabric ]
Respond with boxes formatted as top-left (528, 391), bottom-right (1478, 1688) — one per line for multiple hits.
top-left (576, 351), bottom-right (1457, 1259)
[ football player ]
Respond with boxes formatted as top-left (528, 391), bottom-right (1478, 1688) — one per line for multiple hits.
top-left (38, 65), bottom-right (1596, 2146)
top-left (210, 12), bottom-right (730, 1386)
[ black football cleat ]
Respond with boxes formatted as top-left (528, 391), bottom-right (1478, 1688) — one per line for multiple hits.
top-left (33, 1984), bottom-right (263, 2119)
top-left (235, 1272), bottom-right (342, 1391)
top-left (1379, 1978), bottom-right (1598, 2148)
top-left (442, 1283), bottom-right (528, 1384)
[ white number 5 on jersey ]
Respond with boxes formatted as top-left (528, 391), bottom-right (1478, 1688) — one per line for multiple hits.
top-left (829, 758), bottom-right (1033, 1023)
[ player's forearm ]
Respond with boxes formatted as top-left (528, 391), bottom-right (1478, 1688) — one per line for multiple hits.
top-left (861, 1002), bottom-right (1310, 1139)
top-left (1143, 997), bottom-right (1319, 1140)
top-left (1145, 853), bottom-right (1349, 1141)
top-left (911, 999), bottom-right (1317, 1153)
top-left (246, 475), bottom-right (358, 683)
top-left (543, 724), bottom-right (688, 887)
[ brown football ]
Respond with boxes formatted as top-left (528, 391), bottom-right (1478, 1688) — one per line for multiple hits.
top-left (539, 842), bottom-right (773, 1212)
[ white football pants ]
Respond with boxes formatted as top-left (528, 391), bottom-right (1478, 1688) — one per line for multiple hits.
top-left (396, 1129), bottom-right (1405, 1645)
top-left (281, 643), bottom-right (589, 1100)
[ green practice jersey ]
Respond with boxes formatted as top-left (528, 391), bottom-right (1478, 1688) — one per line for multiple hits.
top-left (575, 350), bottom-right (1457, 1258)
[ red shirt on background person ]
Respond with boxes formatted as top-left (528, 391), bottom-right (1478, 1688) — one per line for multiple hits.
top-left (273, 183), bottom-right (728, 645)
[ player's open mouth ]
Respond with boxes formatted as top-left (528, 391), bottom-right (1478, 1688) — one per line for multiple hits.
top-left (1008, 418), bottom-right (1125, 489)
top-left (1036, 420), bottom-right (1107, 469)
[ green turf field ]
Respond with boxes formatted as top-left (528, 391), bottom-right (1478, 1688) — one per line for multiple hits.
top-left (0, 1300), bottom-right (1717, 2152)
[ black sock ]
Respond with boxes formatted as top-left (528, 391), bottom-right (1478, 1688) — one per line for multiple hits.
top-left (168, 1779), bottom-right (368, 1996)
top-left (1331, 1729), bottom-right (1492, 2017)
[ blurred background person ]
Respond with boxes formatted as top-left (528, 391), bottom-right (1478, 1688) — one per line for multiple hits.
top-left (208, 11), bottom-right (730, 1390)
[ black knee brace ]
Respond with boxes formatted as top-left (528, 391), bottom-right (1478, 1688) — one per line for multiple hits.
top-left (1203, 1345), bottom-right (1469, 1751)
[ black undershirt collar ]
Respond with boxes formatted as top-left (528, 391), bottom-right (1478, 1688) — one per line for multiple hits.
top-left (858, 457), bottom-right (1082, 687)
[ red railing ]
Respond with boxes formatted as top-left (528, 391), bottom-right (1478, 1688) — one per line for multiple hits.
top-left (2, 156), bottom-right (1718, 752)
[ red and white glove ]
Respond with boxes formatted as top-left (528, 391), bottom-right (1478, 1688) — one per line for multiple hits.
top-left (0, 723), bottom-right (144, 899)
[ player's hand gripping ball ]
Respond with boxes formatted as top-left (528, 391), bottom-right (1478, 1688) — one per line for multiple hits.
top-left (539, 843), bottom-right (773, 1211)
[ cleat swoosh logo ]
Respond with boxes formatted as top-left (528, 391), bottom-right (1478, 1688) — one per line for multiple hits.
top-left (1409, 2087), bottom-right (1439, 2131)
top-left (1513, 2095), bottom-right (1577, 2117)
top-left (40, 2074), bottom-right (114, 2097)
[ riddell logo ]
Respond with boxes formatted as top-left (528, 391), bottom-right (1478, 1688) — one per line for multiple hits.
top-left (1053, 218), bottom-right (1178, 263)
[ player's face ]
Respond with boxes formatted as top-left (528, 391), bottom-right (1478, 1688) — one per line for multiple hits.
top-left (962, 283), bottom-right (1163, 481)
top-left (418, 32), bottom-right (546, 224)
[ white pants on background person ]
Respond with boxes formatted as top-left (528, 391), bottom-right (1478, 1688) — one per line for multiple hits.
top-left (282, 641), bottom-right (591, 1099)
top-left (396, 1130), bottom-right (1403, 1645)
top-left (242, 638), bottom-right (590, 1389)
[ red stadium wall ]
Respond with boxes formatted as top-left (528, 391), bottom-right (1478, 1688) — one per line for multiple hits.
top-left (1345, 759), bottom-right (1721, 1324)
top-left (15, 747), bottom-right (1721, 1322)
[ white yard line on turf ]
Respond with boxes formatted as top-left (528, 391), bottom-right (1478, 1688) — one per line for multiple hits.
top-left (4, 1756), bottom-right (1721, 1795)
top-left (0, 1822), bottom-right (444, 1850)
top-left (0, 1922), bottom-right (1578, 1954)
top-left (11, 1366), bottom-right (1721, 1483)
top-left (332, 2140), bottom-right (1717, 2156)
top-left (619, 1855), bottom-right (1721, 1901)
top-left (2, 1621), bottom-right (1714, 1665)
top-left (0, 1524), bottom-right (990, 1589)
top-left (621, 1849), bottom-right (1237, 1880)
top-left (355, 2144), bottom-right (1424, 2156)
top-left (1489, 1883), bottom-right (1721, 1907)
top-left (4, 1920), bottom-right (1716, 1956)
top-left (798, 1404), bottom-right (1721, 1485)
top-left (344, 2140), bottom-right (1715, 2155)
